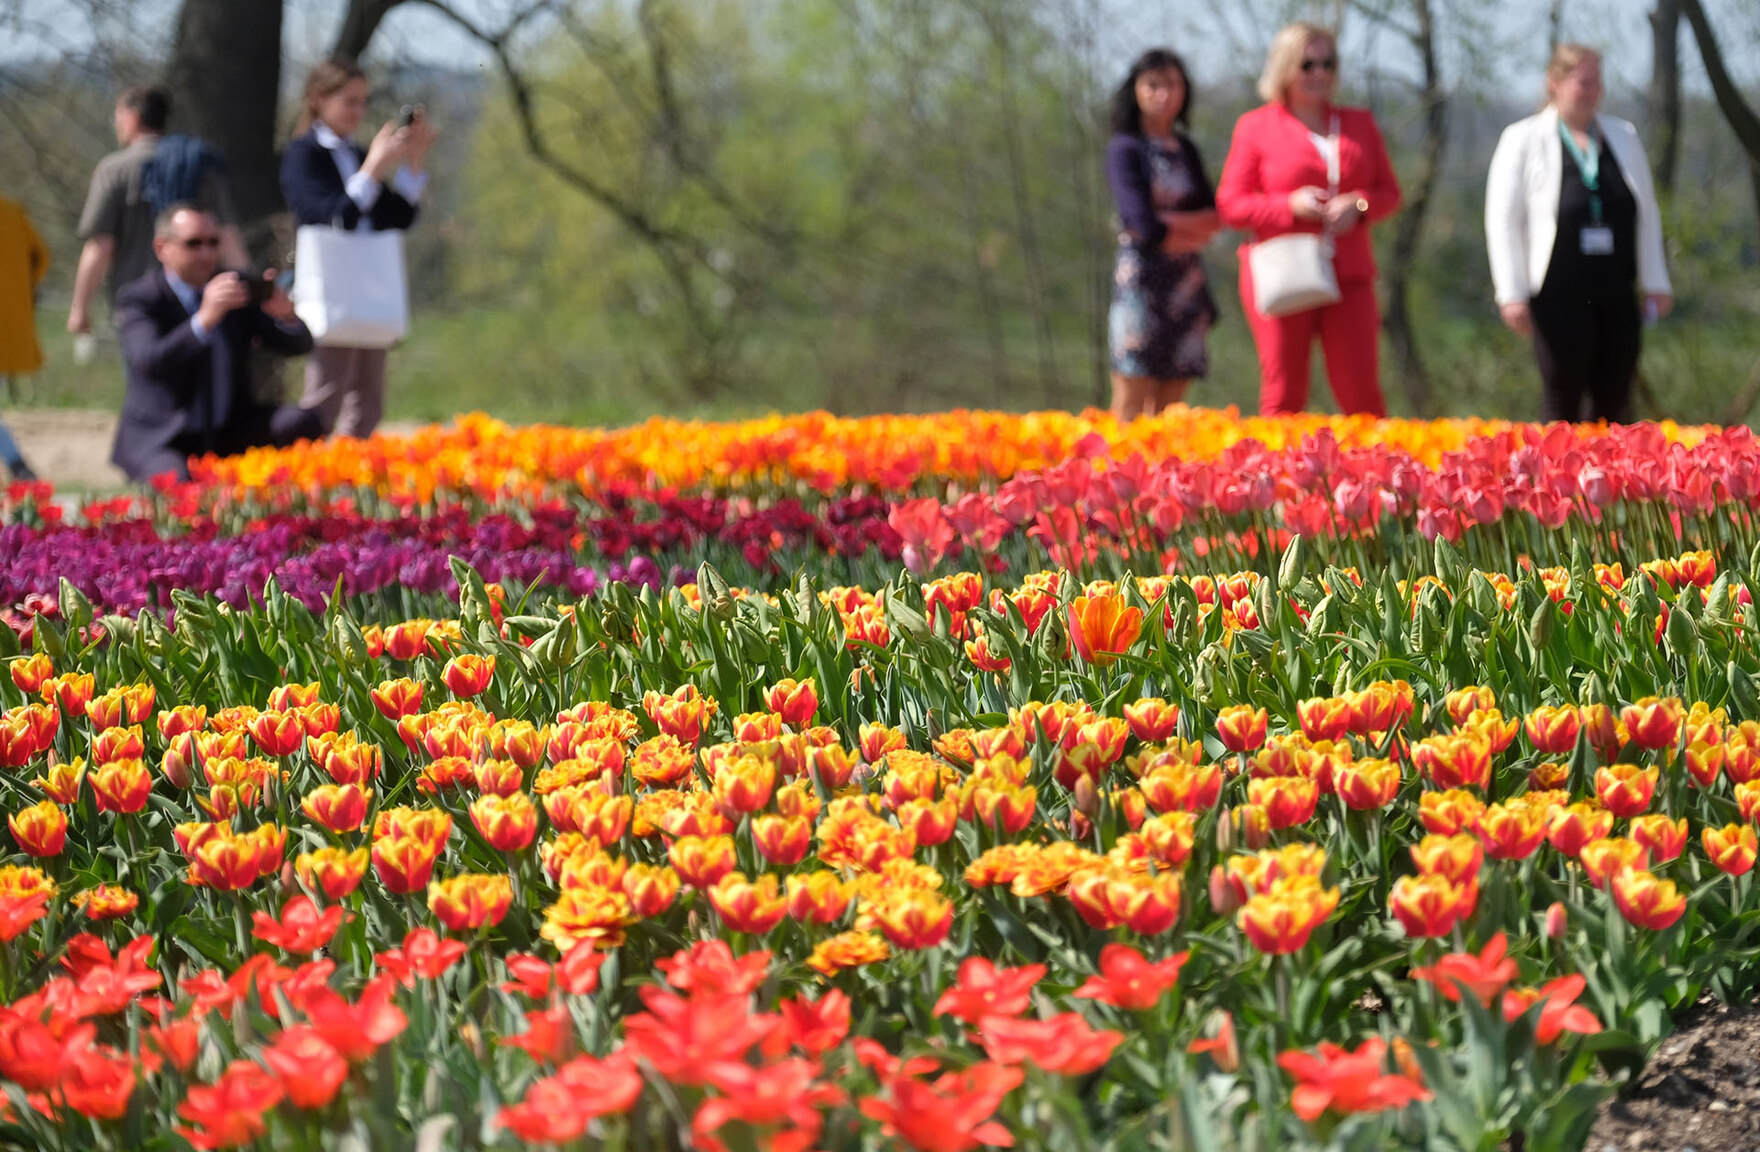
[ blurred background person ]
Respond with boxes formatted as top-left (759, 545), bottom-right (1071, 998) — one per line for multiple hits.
top-left (1104, 48), bottom-right (1220, 422)
top-left (0, 194), bottom-right (44, 480)
top-left (68, 85), bottom-right (245, 341)
top-left (1216, 22), bottom-right (1401, 417)
top-left (112, 205), bottom-right (321, 483)
top-left (1486, 43), bottom-right (1672, 424)
top-left (282, 59), bottom-right (433, 440)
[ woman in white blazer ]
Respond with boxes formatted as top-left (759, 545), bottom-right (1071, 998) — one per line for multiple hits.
top-left (1485, 44), bottom-right (1672, 423)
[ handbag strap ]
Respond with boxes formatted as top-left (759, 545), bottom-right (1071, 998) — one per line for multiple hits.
top-left (1326, 113), bottom-right (1340, 196)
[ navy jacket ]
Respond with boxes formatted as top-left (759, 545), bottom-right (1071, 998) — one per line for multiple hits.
top-left (111, 268), bottom-right (314, 480)
top-left (280, 130), bottom-right (418, 231)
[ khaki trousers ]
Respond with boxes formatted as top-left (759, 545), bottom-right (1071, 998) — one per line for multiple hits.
top-left (302, 345), bottom-right (388, 439)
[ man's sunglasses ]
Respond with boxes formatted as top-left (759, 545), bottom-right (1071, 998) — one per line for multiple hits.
top-left (1302, 57), bottom-right (1338, 74)
top-left (176, 236), bottom-right (222, 250)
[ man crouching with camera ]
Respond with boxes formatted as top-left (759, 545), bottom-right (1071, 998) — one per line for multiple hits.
top-left (112, 202), bottom-right (323, 483)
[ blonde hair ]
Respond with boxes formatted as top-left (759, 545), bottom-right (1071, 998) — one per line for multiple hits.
top-left (1545, 43), bottom-right (1601, 101)
top-left (295, 58), bottom-right (367, 136)
top-left (1258, 22), bottom-right (1337, 105)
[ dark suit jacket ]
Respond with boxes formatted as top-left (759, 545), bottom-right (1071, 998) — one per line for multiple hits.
top-left (280, 131), bottom-right (419, 231)
top-left (111, 268), bottom-right (315, 479)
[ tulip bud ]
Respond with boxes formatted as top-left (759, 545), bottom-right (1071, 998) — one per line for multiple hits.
top-left (1208, 864), bottom-right (1242, 917)
top-left (1544, 900), bottom-right (1568, 940)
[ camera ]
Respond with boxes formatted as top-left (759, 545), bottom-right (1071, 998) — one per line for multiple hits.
top-left (244, 271), bottom-right (276, 306)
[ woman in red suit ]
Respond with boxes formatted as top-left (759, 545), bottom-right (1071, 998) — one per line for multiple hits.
top-left (1216, 23), bottom-right (1402, 416)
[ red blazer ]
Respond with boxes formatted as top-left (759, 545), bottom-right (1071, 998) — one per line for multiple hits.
top-left (1215, 103), bottom-right (1402, 283)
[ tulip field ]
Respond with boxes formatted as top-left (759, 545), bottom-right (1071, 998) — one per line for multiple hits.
top-left (5, 405), bottom-right (1760, 1149)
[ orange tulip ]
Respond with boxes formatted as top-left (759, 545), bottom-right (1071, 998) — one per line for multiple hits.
top-left (1388, 873), bottom-right (1475, 939)
top-left (742, 813), bottom-right (806, 866)
top-left (1349, 681), bottom-right (1413, 735)
top-left (75, 884), bottom-right (139, 921)
top-left (470, 793), bottom-right (537, 853)
top-left (1410, 734), bottom-right (1491, 791)
top-left (1444, 686), bottom-right (1495, 724)
top-left (1593, 763), bottom-right (1658, 819)
top-left (85, 689), bottom-right (126, 732)
top-left (32, 757), bottom-right (85, 805)
top-left (439, 654), bottom-right (494, 698)
top-left (1417, 789), bottom-right (1485, 836)
top-left (1578, 837), bottom-right (1648, 890)
top-left (1236, 876), bottom-right (1338, 955)
top-left (712, 754), bottom-right (778, 817)
top-left (708, 871), bottom-right (788, 935)
top-left (764, 678), bottom-right (819, 728)
top-left (9, 654), bottom-right (52, 694)
top-left (1067, 592), bottom-right (1143, 667)
top-left (1726, 722), bottom-right (1760, 784)
top-left (1122, 698), bottom-right (1180, 743)
top-left (1545, 802), bottom-right (1613, 859)
top-left (7, 800), bottom-right (66, 857)
top-left (1610, 867), bottom-right (1686, 930)
top-left (1215, 705), bottom-right (1269, 752)
top-left (1703, 823), bottom-right (1758, 876)
top-left (429, 873), bottom-right (514, 931)
top-left (1629, 814), bottom-right (1687, 864)
top-left (785, 871), bottom-right (853, 925)
top-left (91, 757), bottom-right (152, 814)
top-left (669, 834), bottom-right (738, 889)
top-left (42, 672), bottom-right (95, 719)
top-left (1619, 696), bottom-right (1683, 751)
top-left (247, 711), bottom-right (305, 758)
top-left (1409, 834), bottom-right (1482, 887)
top-left (1333, 758), bottom-right (1400, 810)
top-left (1247, 776), bottom-right (1319, 830)
top-left (372, 835), bottom-right (441, 896)
top-left (297, 847), bottom-right (371, 901)
top-left (302, 783), bottom-right (372, 834)
top-left (1474, 802), bottom-right (1547, 861)
top-left (369, 678), bottom-right (425, 721)
top-left (1296, 697), bottom-right (1351, 743)
top-left (869, 888), bottom-right (954, 949)
top-left (620, 863), bottom-right (681, 918)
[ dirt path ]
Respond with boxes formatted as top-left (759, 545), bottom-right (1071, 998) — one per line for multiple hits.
top-left (6, 409), bottom-right (423, 494)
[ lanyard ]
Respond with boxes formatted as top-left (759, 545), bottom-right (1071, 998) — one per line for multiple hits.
top-left (1558, 120), bottom-right (1603, 223)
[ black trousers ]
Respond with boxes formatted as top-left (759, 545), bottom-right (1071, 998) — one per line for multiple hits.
top-left (138, 405), bottom-right (325, 482)
top-left (1529, 285), bottom-right (1642, 424)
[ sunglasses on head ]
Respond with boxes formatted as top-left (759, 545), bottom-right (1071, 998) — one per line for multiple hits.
top-left (176, 236), bottom-right (222, 250)
top-left (1302, 57), bottom-right (1338, 74)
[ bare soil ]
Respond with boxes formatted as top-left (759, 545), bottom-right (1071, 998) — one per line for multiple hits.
top-left (1588, 998), bottom-right (1760, 1152)
top-left (4, 408), bottom-right (422, 495)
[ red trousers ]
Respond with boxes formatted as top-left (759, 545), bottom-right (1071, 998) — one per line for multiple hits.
top-left (1239, 265), bottom-right (1386, 417)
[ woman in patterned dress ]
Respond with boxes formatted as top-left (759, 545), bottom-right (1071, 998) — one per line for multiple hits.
top-left (1105, 48), bottom-right (1220, 422)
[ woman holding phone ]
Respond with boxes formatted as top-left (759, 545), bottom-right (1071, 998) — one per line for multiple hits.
top-left (281, 59), bottom-right (434, 439)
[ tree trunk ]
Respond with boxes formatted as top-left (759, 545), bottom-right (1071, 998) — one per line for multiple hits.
top-left (164, 0), bottom-right (286, 247)
top-left (1681, 0), bottom-right (1760, 162)
top-left (333, 0), bottom-right (410, 61)
top-left (1381, 0), bottom-right (1446, 417)
top-left (1648, 0), bottom-right (1683, 195)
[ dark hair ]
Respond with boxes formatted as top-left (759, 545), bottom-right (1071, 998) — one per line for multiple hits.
top-left (1109, 49), bottom-right (1193, 135)
top-left (296, 58), bottom-right (368, 136)
top-left (119, 85), bottom-right (171, 133)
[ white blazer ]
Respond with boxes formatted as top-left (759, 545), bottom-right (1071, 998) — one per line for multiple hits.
top-left (1485, 106), bottom-right (1671, 306)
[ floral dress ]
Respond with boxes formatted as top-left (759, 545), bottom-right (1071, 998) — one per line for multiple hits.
top-left (1106, 132), bottom-right (1219, 381)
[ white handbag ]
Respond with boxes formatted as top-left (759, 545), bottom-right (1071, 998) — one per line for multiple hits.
top-left (290, 225), bottom-right (409, 349)
top-left (1248, 114), bottom-right (1343, 318)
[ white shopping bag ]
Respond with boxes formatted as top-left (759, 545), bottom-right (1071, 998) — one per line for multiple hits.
top-left (290, 225), bottom-right (409, 349)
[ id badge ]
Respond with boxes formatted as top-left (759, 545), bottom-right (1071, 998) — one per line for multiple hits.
top-left (1579, 226), bottom-right (1615, 256)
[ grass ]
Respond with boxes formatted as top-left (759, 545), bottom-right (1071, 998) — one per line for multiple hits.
top-left (14, 286), bottom-right (1760, 431)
